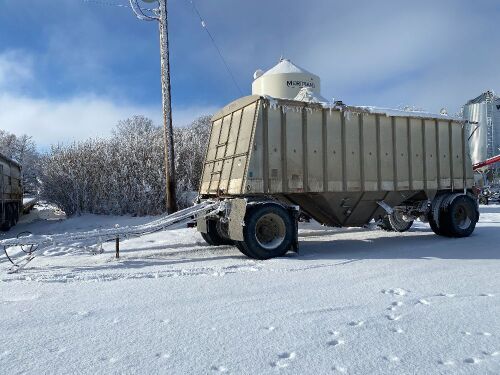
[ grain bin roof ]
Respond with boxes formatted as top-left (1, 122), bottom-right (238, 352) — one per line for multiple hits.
top-left (262, 58), bottom-right (314, 76)
top-left (466, 90), bottom-right (498, 105)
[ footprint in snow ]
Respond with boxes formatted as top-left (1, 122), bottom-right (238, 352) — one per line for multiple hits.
top-left (382, 288), bottom-right (408, 296)
top-left (48, 347), bottom-right (67, 354)
top-left (155, 353), bottom-right (170, 359)
top-left (438, 360), bottom-right (455, 366)
top-left (278, 352), bottom-right (296, 360)
top-left (263, 326), bottom-right (275, 332)
top-left (328, 330), bottom-right (341, 336)
top-left (386, 314), bottom-right (402, 321)
top-left (271, 361), bottom-right (289, 369)
top-left (388, 301), bottom-right (404, 311)
top-left (384, 355), bottom-right (400, 362)
top-left (211, 365), bottom-right (228, 372)
top-left (438, 293), bottom-right (456, 298)
top-left (464, 357), bottom-right (481, 364)
top-left (462, 331), bottom-right (472, 336)
top-left (390, 327), bottom-right (404, 334)
top-left (477, 332), bottom-right (492, 336)
top-left (327, 339), bottom-right (345, 347)
top-left (74, 311), bottom-right (91, 318)
top-left (418, 299), bottom-right (431, 305)
top-left (482, 351), bottom-right (500, 357)
top-left (160, 319), bottom-right (171, 324)
top-left (271, 352), bottom-right (296, 368)
top-left (332, 365), bottom-right (347, 373)
top-left (348, 320), bottom-right (365, 327)
top-left (480, 293), bottom-right (495, 297)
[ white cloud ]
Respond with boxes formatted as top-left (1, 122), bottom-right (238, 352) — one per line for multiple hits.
top-left (0, 50), bottom-right (216, 148)
top-left (0, 50), bottom-right (33, 90)
top-left (0, 93), bottom-right (217, 148)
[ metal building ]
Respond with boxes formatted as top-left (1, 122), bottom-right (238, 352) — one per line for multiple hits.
top-left (463, 90), bottom-right (500, 166)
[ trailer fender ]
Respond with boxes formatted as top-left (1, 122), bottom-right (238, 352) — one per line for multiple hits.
top-left (227, 198), bottom-right (248, 241)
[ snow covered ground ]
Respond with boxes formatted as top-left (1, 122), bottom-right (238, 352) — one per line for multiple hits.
top-left (0, 204), bottom-right (499, 374)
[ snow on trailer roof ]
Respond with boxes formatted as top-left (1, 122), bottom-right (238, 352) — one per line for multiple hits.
top-left (353, 106), bottom-right (462, 122)
top-left (263, 95), bottom-right (462, 122)
top-left (215, 95), bottom-right (462, 124)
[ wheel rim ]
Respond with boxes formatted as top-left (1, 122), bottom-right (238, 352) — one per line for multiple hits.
top-left (390, 211), bottom-right (412, 231)
top-left (254, 213), bottom-right (286, 250)
top-left (454, 203), bottom-right (472, 230)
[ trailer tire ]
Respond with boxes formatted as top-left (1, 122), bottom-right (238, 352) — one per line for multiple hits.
top-left (14, 204), bottom-right (19, 224)
top-left (200, 219), bottom-right (233, 246)
top-left (428, 194), bottom-right (448, 236)
top-left (235, 241), bottom-right (253, 257)
top-left (1, 204), bottom-right (12, 231)
top-left (439, 195), bottom-right (478, 238)
top-left (378, 212), bottom-right (413, 232)
top-left (377, 216), bottom-right (393, 231)
top-left (241, 204), bottom-right (294, 260)
top-left (428, 212), bottom-right (443, 236)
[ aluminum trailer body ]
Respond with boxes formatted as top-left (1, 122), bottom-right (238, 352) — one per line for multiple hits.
top-left (0, 153), bottom-right (22, 231)
top-left (197, 95), bottom-right (478, 259)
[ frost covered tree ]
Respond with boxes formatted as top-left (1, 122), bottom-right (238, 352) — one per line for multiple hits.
top-left (174, 115), bottom-right (211, 206)
top-left (39, 114), bottom-right (212, 216)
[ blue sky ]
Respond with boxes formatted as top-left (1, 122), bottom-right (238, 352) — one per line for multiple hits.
top-left (0, 0), bottom-right (499, 147)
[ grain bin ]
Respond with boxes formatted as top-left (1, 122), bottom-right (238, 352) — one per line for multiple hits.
top-left (463, 90), bottom-right (500, 165)
top-left (252, 58), bottom-right (327, 102)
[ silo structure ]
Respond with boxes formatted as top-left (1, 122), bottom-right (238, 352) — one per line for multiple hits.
top-left (463, 91), bottom-right (500, 166)
top-left (252, 58), bottom-right (327, 102)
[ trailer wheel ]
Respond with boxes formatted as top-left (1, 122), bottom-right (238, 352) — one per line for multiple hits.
top-left (234, 241), bottom-right (253, 257)
top-left (428, 194), bottom-right (449, 236)
top-left (378, 211), bottom-right (413, 232)
top-left (440, 195), bottom-right (478, 238)
top-left (1, 204), bottom-right (12, 231)
top-left (428, 212), bottom-right (443, 236)
top-left (200, 219), bottom-right (233, 246)
top-left (14, 204), bottom-right (19, 224)
top-left (377, 216), bottom-right (393, 231)
top-left (241, 204), bottom-right (294, 260)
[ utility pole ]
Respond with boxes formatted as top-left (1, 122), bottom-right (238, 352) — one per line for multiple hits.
top-left (129, 0), bottom-right (178, 213)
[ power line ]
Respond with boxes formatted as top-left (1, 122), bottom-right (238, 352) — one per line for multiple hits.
top-left (82, 0), bottom-right (242, 96)
top-left (185, 0), bottom-right (243, 96)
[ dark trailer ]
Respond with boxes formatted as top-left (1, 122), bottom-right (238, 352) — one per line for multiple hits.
top-left (0, 152), bottom-right (22, 231)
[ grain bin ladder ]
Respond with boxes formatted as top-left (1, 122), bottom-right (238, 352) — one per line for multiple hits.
top-left (1, 200), bottom-right (222, 273)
